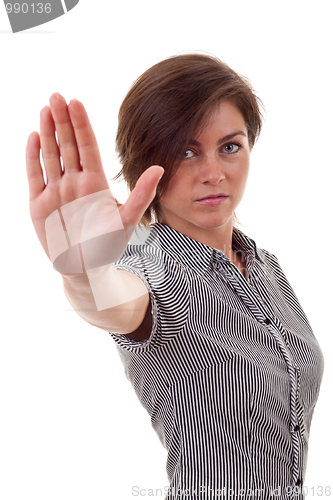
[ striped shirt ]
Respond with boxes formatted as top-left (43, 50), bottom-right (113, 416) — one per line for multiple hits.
top-left (109, 222), bottom-right (324, 500)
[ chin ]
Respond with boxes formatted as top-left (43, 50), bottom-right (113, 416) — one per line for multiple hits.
top-left (194, 215), bottom-right (232, 230)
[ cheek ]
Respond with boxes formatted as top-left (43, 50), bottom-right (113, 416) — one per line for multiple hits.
top-left (160, 174), bottom-right (192, 215)
top-left (236, 159), bottom-right (250, 184)
top-left (241, 166), bottom-right (250, 185)
top-left (159, 180), bottom-right (179, 210)
top-left (163, 172), bottom-right (186, 199)
top-left (231, 161), bottom-right (250, 199)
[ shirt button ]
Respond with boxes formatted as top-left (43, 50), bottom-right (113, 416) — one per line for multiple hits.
top-left (296, 479), bottom-right (301, 486)
top-left (264, 318), bottom-right (271, 325)
top-left (294, 425), bottom-right (300, 432)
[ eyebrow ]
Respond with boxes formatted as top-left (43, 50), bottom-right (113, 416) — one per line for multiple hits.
top-left (189, 131), bottom-right (247, 147)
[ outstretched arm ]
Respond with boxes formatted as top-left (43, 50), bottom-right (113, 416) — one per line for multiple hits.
top-left (26, 93), bottom-right (164, 332)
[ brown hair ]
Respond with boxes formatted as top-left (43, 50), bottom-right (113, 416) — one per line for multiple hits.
top-left (113, 53), bottom-right (264, 227)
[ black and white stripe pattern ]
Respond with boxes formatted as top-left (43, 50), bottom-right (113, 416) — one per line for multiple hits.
top-left (110, 223), bottom-right (324, 500)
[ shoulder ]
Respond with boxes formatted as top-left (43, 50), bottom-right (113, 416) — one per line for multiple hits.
top-left (114, 241), bottom-right (189, 288)
top-left (256, 247), bottom-right (285, 277)
top-left (111, 241), bottom-right (192, 348)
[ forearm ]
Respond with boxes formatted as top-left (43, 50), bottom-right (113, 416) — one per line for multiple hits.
top-left (46, 189), bottom-right (149, 333)
top-left (61, 265), bottom-right (150, 333)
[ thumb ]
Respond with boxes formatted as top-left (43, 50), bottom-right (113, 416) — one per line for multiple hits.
top-left (120, 165), bottom-right (165, 228)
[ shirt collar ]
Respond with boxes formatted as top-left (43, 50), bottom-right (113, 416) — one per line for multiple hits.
top-left (144, 223), bottom-right (264, 276)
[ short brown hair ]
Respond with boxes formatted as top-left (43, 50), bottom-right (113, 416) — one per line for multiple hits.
top-left (113, 53), bottom-right (264, 227)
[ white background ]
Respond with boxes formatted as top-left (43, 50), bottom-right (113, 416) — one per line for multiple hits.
top-left (0, 1), bottom-right (332, 499)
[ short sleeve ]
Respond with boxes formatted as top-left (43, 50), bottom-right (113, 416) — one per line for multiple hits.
top-left (109, 263), bottom-right (160, 351)
top-left (108, 244), bottom-right (191, 353)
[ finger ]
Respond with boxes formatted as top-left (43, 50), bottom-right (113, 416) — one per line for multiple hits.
top-left (40, 105), bottom-right (63, 183)
top-left (121, 165), bottom-right (164, 227)
top-left (49, 93), bottom-right (81, 173)
top-left (67, 99), bottom-right (103, 173)
top-left (26, 131), bottom-right (45, 200)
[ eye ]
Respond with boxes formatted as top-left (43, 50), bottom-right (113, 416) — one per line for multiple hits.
top-left (222, 142), bottom-right (242, 154)
top-left (184, 149), bottom-right (195, 159)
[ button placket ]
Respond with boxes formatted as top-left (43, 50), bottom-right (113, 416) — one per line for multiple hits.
top-left (214, 256), bottom-right (304, 484)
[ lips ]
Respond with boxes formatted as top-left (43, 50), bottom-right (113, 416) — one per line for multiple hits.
top-left (196, 194), bottom-right (228, 201)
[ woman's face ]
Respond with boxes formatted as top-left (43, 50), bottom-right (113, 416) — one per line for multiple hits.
top-left (159, 101), bottom-right (250, 242)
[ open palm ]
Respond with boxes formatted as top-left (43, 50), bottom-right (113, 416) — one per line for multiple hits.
top-left (26, 93), bottom-right (164, 263)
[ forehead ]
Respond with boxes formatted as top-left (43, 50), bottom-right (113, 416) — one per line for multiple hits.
top-left (194, 101), bottom-right (248, 140)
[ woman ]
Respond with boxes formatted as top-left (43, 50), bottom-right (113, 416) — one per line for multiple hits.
top-left (26, 53), bottom-right (324, 500)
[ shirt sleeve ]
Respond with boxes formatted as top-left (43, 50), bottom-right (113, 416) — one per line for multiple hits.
top-left (108, 244), bottom-right (191, 352)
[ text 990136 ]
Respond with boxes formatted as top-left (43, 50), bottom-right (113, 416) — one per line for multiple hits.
top-left (5, 3), bottom-right (51, 14)
top-left (4, 0), bottom-right (80, 33)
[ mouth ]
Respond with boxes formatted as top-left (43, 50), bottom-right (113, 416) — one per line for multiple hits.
top-left (195, 194), bottom-right (229, 206)
top-left (196, 194), bottom-right (229, 201)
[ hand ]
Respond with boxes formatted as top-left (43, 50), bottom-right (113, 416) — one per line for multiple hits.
top-left (26, 93), bottom-right (164, 271)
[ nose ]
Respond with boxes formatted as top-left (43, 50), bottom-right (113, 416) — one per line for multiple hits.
top-left (201, 155), bottom-right (226, 184)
